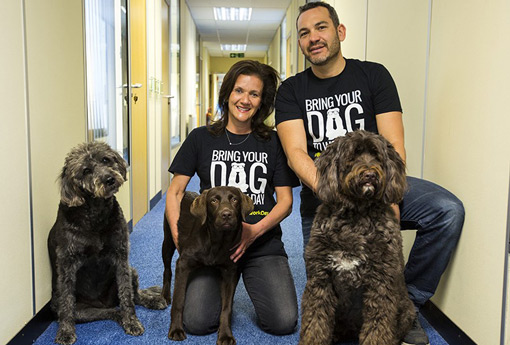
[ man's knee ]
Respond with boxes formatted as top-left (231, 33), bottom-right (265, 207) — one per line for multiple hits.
top-left (438, 195), bottom-right (465, 238)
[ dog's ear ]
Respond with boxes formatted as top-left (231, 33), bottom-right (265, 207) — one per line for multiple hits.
top-left (315, 138), bottom-right (344, 203)
top-left (240, 192), bottom-right (254, 220)
top-left (190, 189), bottom-right (209, 225)
top-left (382, 141), bottom-right (407, 204)
top-left (59, 166), bottom-right (85, 207)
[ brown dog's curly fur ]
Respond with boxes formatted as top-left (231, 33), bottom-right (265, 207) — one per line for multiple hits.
top-left (299, 130), bottom-right (416, 345)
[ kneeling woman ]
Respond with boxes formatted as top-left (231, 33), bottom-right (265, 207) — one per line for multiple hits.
top-left (165, 60), bottom-right (299, 335)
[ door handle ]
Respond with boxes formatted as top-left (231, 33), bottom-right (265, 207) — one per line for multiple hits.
top-left (162, 95), bottom-right (174, 98)
top-left (121, 83), bottom-right (143, 88)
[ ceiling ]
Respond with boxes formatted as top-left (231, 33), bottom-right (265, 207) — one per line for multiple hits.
top-left (185, 0), bottom-right (292, 58)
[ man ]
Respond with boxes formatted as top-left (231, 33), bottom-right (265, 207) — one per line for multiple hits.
top-left (275, 2), bottom-right (465, 345)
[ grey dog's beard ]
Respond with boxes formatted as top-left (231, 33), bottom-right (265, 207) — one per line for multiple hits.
top-left (94, 184), bottom-right (117, 198)
top-left (89, 174), bottom-right (125, 199)
top-left (361, 183), bottom-right (376, 197)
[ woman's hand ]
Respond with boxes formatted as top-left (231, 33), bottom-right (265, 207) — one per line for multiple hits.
top-left (229, 186), bottom-right (293, 263)
top-left (230, 222), bottom-right (262, 263)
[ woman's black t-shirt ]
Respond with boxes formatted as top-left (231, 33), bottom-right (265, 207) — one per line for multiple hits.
top-left (169, 126), bottom-right (299, 258)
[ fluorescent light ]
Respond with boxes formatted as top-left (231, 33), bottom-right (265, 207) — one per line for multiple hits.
top-left (221, 44), bottom-right (247, 52)
top-left (214, 7), bottom-right (252, 21)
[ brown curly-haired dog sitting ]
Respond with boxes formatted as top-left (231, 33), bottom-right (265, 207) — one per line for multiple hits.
top-left (48, 142), bottom-right (167, 345)
top-left (299, 130), bottom-right (416, 345)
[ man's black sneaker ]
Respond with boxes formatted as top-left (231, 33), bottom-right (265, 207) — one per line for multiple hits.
top-left (402, 315), bottom-right (430, 345)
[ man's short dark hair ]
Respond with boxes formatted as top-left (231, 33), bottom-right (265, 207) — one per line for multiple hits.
top-left (297, 1), bottom-right (340, 28)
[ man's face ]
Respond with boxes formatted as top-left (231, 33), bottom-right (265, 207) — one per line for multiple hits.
top-left (297, 7), bottom-right (345, 66)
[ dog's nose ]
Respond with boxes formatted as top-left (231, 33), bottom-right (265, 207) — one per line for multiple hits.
top-left (221, 209), bottom-right (233, 220)
top-left (106, 177), bottom-right (116, 186)
top-left (362, 170), bottom-right (376, 181)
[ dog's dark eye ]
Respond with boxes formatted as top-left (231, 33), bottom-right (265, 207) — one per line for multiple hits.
top-left (102, 157), bottom-right (111, 164)
top-left (83, 168), bottom-right (92, 175)
top-left (231, 197), bottom-right (238, 204)
top-left (211, 198), bottom-right (218, 204)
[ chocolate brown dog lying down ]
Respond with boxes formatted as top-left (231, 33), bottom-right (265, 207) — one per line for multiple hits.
top-left (162, 186), bottom-right (254, 344)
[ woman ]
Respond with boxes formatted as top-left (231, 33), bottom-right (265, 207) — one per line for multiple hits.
top-left (165, 60), bottom-right (298, 335)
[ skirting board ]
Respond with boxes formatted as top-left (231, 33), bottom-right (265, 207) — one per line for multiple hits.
top-left (421, 300), bottom-right (476, 345)
top-left (8, 301), bottom-right (475, 345)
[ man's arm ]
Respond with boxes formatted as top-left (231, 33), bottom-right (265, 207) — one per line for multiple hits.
top-left (276, 119), bottom-right (318, 192)
top-left (376, 111), bottom-right (406, 164)
top-left (376, 111), bottom-right (406, 219)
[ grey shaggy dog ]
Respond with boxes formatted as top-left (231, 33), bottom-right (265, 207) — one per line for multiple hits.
top-left (47, 141), bottom-right (167, 345)
top-left (299, 130), bottom-right (416, 345)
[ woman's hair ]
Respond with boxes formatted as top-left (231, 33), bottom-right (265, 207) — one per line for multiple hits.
top-left (208, 60), bottom-right (280, 140)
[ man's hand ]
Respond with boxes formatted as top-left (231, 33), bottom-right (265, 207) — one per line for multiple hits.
top-left (391, 204), bottom-right (401, 222)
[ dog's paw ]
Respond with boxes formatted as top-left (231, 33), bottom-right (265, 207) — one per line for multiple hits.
top-left (136, 286), bottom-right (169, 309)
top-left (143, 285), bottom-right (162, 296)
top-left (168, 327), bottom-right (187, 341)
top-left (217, 334), bottom-right (236, 345)
top-left (55, 326), bottom-right (77, 345)
top-left (121, 316), bottom-right (145, 336)
top-left (152, 295), bottom-right (169, 309)
top-left (146, 291), bottom-right (169, 310)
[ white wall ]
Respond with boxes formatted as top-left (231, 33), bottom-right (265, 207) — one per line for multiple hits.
top-left (332, 1), bottom-right (510, 344)
top-left (335, 0), bottom-right (367, 63)
top-left (24, 0), bottom-right (88, 313)
top-left (267, 26), bottom-right (281, 72)
top-left (0, 2), bottom-right (33, 343)
top-left (425, 2), bottom-right (510, 344)
top-left (284, 0), bottom-right (305, 78)
top-left (200, 41), bottom-right (210, 126)
top-left (147, 0), bottom-right (163, 200)
top-left (179, 0), bottom-right (197, 139)
top-left (365, 0), bottom-right (429, 178)
top-left (1, 1), bottom-right (89, 343)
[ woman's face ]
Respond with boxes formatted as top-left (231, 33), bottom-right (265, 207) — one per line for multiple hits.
top-left (227, 74), bottom-right (263, 129)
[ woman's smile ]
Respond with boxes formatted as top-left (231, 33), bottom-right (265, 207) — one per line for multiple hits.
top-left (227, 74), bottom-right (263, 132)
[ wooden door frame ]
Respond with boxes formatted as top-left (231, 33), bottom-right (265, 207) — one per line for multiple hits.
top-left (161, 0), bottom-right (171, 192)
top-left (129, 0), bottom-right (148, 226)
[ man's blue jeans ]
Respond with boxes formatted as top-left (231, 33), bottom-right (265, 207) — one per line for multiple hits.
top-left (301, 176), bottom-right (465, 309)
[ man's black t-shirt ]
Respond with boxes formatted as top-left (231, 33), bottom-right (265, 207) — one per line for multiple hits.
top-left (169, 126), bottom-right (299, 258)
top-left (275, 59), bottom-right (402, 216)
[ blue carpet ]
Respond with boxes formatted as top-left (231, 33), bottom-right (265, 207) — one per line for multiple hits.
top-left (34, 176), bottom-right (449, 345)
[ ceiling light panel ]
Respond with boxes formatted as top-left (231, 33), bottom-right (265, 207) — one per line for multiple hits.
top-left (220, 44), bottom-right (247, 52)
top-left (213, 7), bottom-right (252, 21)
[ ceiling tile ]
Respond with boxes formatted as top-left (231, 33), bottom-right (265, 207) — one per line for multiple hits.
top-left (186, 0), bottom-right (291, 57)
